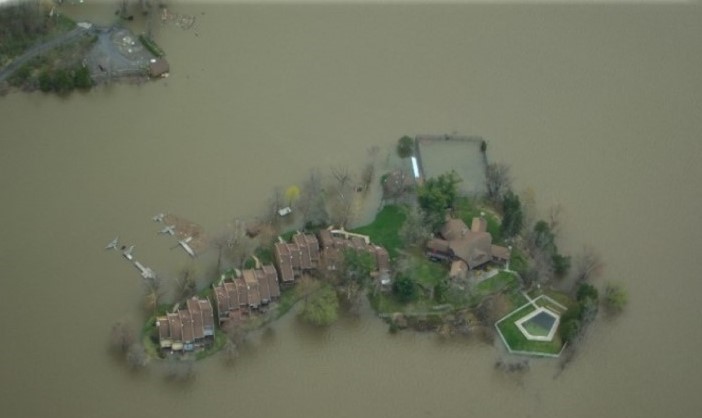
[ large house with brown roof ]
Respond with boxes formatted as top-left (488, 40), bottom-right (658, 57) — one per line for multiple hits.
top-left (274, 232), bottom-right (320, 284)
top-left (212, 264), bottom-right (281, 323)
top-left (156, 297), bottom-right (215, 352)
top-left (426, 216), bottom-right (510, 272)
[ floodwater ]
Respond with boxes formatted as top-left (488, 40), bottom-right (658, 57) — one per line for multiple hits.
top-left (2, 2), bottom-right (702, 417)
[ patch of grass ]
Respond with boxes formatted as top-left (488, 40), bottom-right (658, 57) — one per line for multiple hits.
top-left (413, 256), bottom-right (447, 290)
top-left (255, 246), bottom-right (274, 265)
top-left (474, 270), bottom-right (519, 297)
top-left (351, 204), bottom-right (406, 258)
top-left (275, 287), bottom-right (302, 319)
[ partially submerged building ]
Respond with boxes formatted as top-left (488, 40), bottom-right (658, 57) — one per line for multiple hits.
top-left (156, 297), bottom-right (215, 352)
top-left (212, 265), bottom-right (281, 323)
top-left (426, 216), bottom-right (510, 273)
top-left (273, 232), bottom-right (320, 284)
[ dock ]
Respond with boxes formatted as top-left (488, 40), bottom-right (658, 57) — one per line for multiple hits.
top-left (134, 260), bottom-right (156, 280)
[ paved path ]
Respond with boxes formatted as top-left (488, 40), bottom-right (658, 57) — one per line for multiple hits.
top-left (0, 26), bottom-right (91, 83)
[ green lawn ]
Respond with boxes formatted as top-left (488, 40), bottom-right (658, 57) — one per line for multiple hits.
top-left (474, 270), bottom-right (519, 297)
top-left (352, 204), bottom-right (406, 258)
top-left (413, 256), bottom-right (448, 290)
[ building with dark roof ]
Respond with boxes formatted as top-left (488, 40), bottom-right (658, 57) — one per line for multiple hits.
top-left (156, 297), bottom-right (214, 353)
top-left (426, 216), bottom-right (510, 271)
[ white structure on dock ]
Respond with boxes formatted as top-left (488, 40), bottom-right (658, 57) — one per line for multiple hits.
top-left (134, 260), bottom-right (156, 280)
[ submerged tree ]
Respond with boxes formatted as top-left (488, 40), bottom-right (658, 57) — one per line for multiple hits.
top-left (126, 343), bottom-right (149, 369)
top-left (574, 246), bottom-right (605, 285)
top-left (603, 283), bottom-right (628, 316)
top-left (109, 321), bottom-right (136, 354)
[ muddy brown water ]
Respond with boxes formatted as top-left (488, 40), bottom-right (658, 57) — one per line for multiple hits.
top-left (2, 3), bottom-right (702, 417)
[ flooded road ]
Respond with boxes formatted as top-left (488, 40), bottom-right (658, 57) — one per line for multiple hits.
top-left (1, 3), bottom-right (702, 417)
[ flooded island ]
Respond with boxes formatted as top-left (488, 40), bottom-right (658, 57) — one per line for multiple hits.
top-left (108, 134), bottom-right (628, 374)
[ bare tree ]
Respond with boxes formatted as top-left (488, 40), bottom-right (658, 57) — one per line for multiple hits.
top-left (360, 162), bottom-right (375, 193)
top-left (221, 339), bottom-right (240, 365)
top-left (530, 247), bottom-right (555, 287)
top-left (485, 163), bottom-right (512, 206)
top-left (398, 205), bottom-right (431, 247)
top-left (214, 220), bottom-right (257, 270)
top-left (143, 277), bottom-right (165, 315)
top-left (174, 264), bottom-right (197, 301)
top-left (575, 246), bottom-right (604, 285)
top-left (382, 169), bottom-right (412, 201)
top-left (519, 187), bottom-right (538, 229)
top-left (328, 166), bottom-right (355, 227)
top-left (359, 146), bottom-right (379, 193)
top-left (548, 202), bottom-right (564, 237)
top-left (297, 169), bottom-right (329, 228)
top-left (263, 187), bottom-right (284, 226)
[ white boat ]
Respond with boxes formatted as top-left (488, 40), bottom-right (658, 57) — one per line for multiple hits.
top-left (152, 213), bottom-right (165, 222)
top-left (178, 237), bottom-right (196, 257)
top-left (122, 245), bottom-right (135, 261)
top-left (105, 236), bottom-right (119, 250)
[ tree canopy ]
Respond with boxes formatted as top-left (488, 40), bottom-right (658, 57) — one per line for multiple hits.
top-left (500, 191), bottom-right (523, 238)
top-left (396, 136), bottom-right (415, 158)
top-left (299, 285), bottom-right (339, 327)
top-left (417, 171), bottom-right (461, 229)
top-left (392, 274), bottom-right (418, 303)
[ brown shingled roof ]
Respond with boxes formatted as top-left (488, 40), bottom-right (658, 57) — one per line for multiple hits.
top-left (254, 268), bottom-right (271, 303)
top-left (262, 264), bottom-right (280, 298)
top-left (187, 298), bottom-right (205, 339)
top-left (274, 242), bottom-right (295, 283)
top-left (198, 298), bottom-right (214, 336)
top-left (214, 285), bottom-right (230, 320)
top-left (243, 269), bottom-right (261, 308)
top-left (179, 309), bottom-right (194, 343)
